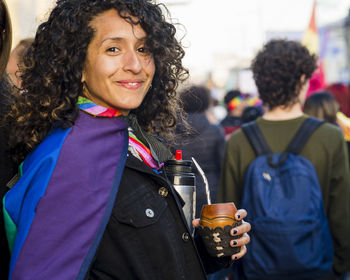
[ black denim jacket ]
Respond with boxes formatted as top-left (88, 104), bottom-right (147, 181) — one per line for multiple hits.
top-left (85, 152), bottom-right (231, 280)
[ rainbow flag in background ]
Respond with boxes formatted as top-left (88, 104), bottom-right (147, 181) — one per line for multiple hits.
top-left (302, 0), bottom-right (318, 54)
top-left (302, 0), bottom-right (327, 96)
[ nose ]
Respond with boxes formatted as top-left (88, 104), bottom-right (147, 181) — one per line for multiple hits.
top-left (122, 50), bottom-right (142, 74)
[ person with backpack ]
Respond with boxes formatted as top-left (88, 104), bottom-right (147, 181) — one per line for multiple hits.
top-left (218, 39), bottom-right (350, 280)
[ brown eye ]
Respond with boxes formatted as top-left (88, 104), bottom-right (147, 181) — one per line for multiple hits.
top-left (107, 47), bottom-right (119, 53)
top-left (138, 47), bottom-right (145, 53)
top-left (138, 47), bottom-right (151, 54)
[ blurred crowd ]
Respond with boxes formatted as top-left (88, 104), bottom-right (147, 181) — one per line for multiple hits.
top-left (174, 41), bottom-right (350, 280)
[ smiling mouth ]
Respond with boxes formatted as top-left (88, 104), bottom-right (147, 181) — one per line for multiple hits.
top-left (117, 81), bottom-right (143, 90)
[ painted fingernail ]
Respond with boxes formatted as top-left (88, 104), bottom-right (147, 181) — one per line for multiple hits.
top-left (232, 241), bottom-right (237, 246)
top-left (237, 214), bottom-right (241, 219)
top-left (233, 229), bottom-right (238, 235)
top-left (234, 256), bottom-right (238, 260)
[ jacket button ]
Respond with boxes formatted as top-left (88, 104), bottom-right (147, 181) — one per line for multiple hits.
top-left (145, 208), bottom-right (154, 218)
top-left (182, 232), bottom-right (190, 242)
top-left (158, 187), bottom-right (168, 197)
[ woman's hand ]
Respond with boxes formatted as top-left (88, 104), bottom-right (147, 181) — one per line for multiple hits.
top-left (193, 208), bottom-right (251, 261)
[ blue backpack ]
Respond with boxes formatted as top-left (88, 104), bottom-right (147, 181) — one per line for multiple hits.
top-left (240, 118), bottom-right (333, 280)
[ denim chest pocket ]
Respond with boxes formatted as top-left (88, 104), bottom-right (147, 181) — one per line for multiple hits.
top-left (113, 185), bottom-right (168, 228)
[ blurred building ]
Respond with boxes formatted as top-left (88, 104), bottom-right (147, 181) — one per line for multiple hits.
top-left (266, 16), bottom-right (350, 86)
top-left (158, 0), bottom-right (191, 5)
top-left (322, 19), bottom-right (349, 84)
top-left (6, 0), bottom-right (54, 47)
top-left (7, 0), bottom-right (350, 90)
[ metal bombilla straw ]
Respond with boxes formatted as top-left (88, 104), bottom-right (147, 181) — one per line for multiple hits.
top-left (191, 157), bottom-right (211, 205)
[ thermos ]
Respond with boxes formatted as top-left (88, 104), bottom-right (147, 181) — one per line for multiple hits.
top-left (165, 150), bottom-right (196, 234)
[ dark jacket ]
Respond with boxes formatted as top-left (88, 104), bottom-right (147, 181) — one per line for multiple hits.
top-left (86, 150), bottom-right (231, 280)
top-left (220, 115), bottom-right (242, 139)
top-left (174, 113), bottom-right (226, 216)
top-left (4, 111), bottom-right (230, 279)
top-left (220, 115), bottom-right (241, 128)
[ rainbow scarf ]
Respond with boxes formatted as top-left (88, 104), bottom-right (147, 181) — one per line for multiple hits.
top-left (78, 97), bottom-right (162, 170)
top-left (77, 97), bottom-right (123, 117)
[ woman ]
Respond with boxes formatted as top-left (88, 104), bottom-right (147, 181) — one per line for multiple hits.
top-left (4, 0), bottom-right (250, 279)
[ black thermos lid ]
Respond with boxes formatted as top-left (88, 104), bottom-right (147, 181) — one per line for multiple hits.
top-left (165, 153), bottom-right (195, 186)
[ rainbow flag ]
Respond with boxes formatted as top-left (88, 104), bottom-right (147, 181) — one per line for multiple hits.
top-left (302, 0), bottom-right (318, 54)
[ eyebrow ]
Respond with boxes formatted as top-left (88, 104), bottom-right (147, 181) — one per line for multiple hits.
top-left (100, 36), bottom-right (147, 46)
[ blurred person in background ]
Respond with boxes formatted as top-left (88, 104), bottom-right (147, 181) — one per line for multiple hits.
top-left (6, 38), bottom-right (34, 87)
top-left (304, 91), bottom-right (350, 167)
top-left (173, 85), bottom-right (226, 217)
top-left (0, 0), bottom-right (17, 278)
top-left (220, 90), bottom-right (263, 139)
top-left (0, 0), bottom-right (16, 184)
top-left (326, 83), bottom-right (350, 118)
top-left (220, 89), bottom-right (246, 139)
top-left (304, 92), bottom-right (350, 280)
top-left (304, 91), bottom-right (340, 125)
top-left (219, 39), bottom-right (350, 280)
top-left (326, 83), bottom-right (350, 166)
top-left (241, 105), bottom-right (264, 124)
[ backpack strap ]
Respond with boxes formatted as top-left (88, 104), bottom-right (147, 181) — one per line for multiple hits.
top-left (286, 117), bottom-right (324, 154)
top-left (242, 121), bottom-right (272, 156)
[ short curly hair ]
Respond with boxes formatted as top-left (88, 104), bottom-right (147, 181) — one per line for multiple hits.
top-left (251, 39), bottom-right (317, 110)
top-left (8, 0), bottom-right (188, 163)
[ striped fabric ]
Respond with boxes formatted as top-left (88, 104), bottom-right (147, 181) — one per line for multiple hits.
top-left (128, 129), bottom-right (163, 170)
top-left (77, 97), bottom-right (162, 170)
top-left (77, 97), bottom-right (123, 117)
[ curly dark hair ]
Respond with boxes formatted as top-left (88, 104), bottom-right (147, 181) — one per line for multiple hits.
top-left (251, 39), bottom-right (317, 110)
top-left (0, 75), bottom-right (16, 119)
top-left (8, 0), bottom-right (188, 163)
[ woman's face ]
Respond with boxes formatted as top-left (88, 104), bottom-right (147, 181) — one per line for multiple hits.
top-left (82, 9), bottom-right (155, 115)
